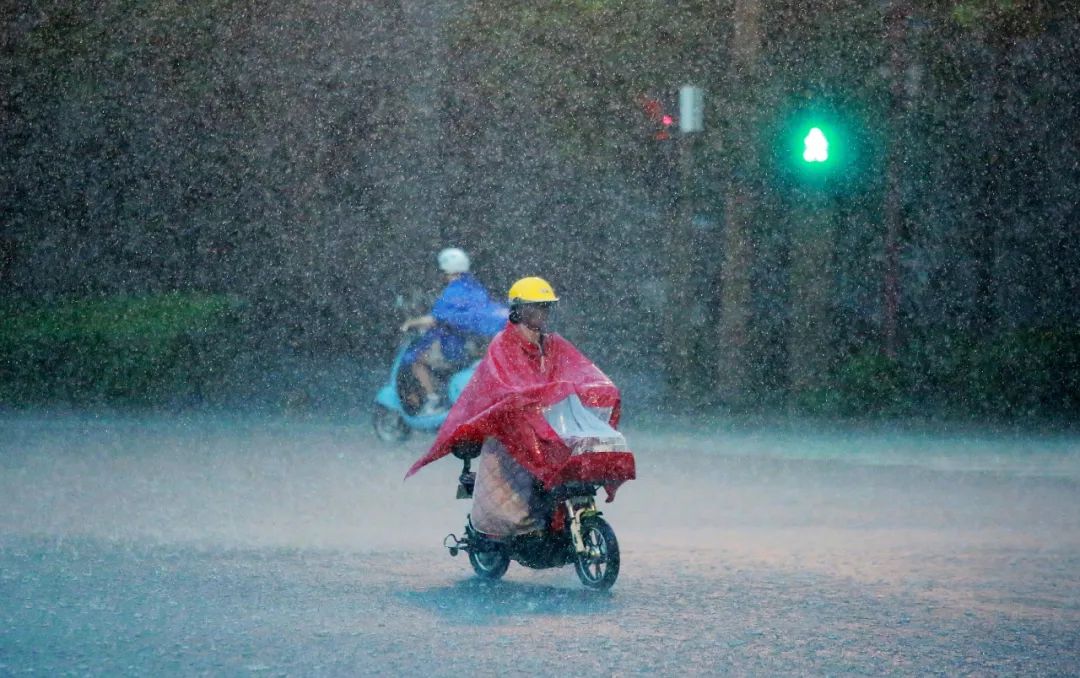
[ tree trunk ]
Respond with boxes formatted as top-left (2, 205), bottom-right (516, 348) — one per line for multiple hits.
top-left (716, 0), bottom-right (763, 405)
top-left (882, 1), bottom-right (910, 357)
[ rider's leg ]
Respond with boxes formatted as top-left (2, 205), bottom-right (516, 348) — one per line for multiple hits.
top-left (471, 438), bottom-right (546, 538)
top-left (411, 349), bottom-right (447, 414)
top-left (411, 357), bottom-right (438, 398)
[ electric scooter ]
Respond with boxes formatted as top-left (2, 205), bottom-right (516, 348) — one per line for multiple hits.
top-left (442, 444), bottom-right (625, 591)
top-left (372, 333), bottom-right (478, 443)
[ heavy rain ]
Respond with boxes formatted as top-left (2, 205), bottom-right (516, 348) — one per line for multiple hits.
top-left (2, 1), bottom-right (1078, 675)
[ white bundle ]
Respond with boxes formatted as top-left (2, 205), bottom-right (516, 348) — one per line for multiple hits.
top-left (543, 394), bottom-right (628, 456)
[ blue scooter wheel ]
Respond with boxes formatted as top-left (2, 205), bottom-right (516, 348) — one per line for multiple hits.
top-left (373, 405), bottom-right (410, 443)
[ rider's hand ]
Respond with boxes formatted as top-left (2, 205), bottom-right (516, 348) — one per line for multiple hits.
top-left (401, 315), bottom-right (435, 332)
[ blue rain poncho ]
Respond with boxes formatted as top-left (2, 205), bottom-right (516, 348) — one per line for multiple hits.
top-left (403, 274), bottom-right (508, 365)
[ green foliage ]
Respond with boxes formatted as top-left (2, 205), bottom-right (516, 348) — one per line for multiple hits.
top-left (0, 293), bottom-right (242, 406)
top-left (962, 329), bottom-right (1080, 417)
top-left (797, 350), bottom-right (911, 416)
top-left (4, 0), bottom-right (395, 356)
top-left (834, 351), bottom-right (912, 413)
top-left (809, 328), bottom-right (1080, 419)
top-left (948, 0), bottom-right (1048, 38)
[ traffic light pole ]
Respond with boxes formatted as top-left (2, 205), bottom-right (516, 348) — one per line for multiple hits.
top-left (787, 187), bottom-right (837, 396)
top-left (662, 133), bottom-right (699, 399)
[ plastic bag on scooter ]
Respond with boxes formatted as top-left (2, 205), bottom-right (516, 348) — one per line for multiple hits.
top-left (540, 393), bottom-right (635, 497)
top-left (543, 394), bottom-right (628, 456)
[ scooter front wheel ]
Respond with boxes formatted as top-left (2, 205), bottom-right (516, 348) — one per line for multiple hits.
top-left (574, 516), bottom-right (620, 590)
top-left (468, 546), bottom-right (510, 580)
top-left (372, 405), bottom-right (410, 443)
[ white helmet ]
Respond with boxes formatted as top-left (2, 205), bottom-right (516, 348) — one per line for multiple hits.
top-left (437, 247), bottom-right (470, 274)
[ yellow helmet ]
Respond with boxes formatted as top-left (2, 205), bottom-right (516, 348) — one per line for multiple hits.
top-left (507, 276), bottom-right (559, 304)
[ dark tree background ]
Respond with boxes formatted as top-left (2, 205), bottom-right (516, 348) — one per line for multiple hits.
top-left (2, 0), bottom-right (1078, 415)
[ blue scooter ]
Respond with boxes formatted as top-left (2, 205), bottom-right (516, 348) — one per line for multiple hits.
top-left (373, 333), bottom-right (479, 443)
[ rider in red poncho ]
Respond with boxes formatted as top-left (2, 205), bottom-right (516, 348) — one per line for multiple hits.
top-left (406, 276), bottom-right (635, 539)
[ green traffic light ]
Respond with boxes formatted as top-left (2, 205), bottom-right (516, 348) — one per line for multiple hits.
top-left (776, 106), bottom-right (862, 192)
top-left (803, 127), bottom-right (829, 163)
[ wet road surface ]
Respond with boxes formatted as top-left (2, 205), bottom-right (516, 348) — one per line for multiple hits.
top-left (2, 413), bottom-right (1078, 675)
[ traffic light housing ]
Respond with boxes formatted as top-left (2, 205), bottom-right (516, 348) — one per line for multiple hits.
top-left (769, 100), bottom-right (868, 195)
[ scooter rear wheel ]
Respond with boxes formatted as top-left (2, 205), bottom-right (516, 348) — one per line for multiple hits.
top-left (468, 547), bottom-right (510, 580)
top-left (574, 516), bottom-right (620, 590)
top-left (372, 405), bottom-right (410, 443)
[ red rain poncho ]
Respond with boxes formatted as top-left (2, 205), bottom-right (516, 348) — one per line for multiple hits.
top-left (405, 323), bottom-right (636, 499)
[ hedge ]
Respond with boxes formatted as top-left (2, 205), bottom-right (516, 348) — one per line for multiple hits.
top-left (812, 328), bottom-right (1080, 418)
top-left (0, 293), bottom-right (242, 405)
